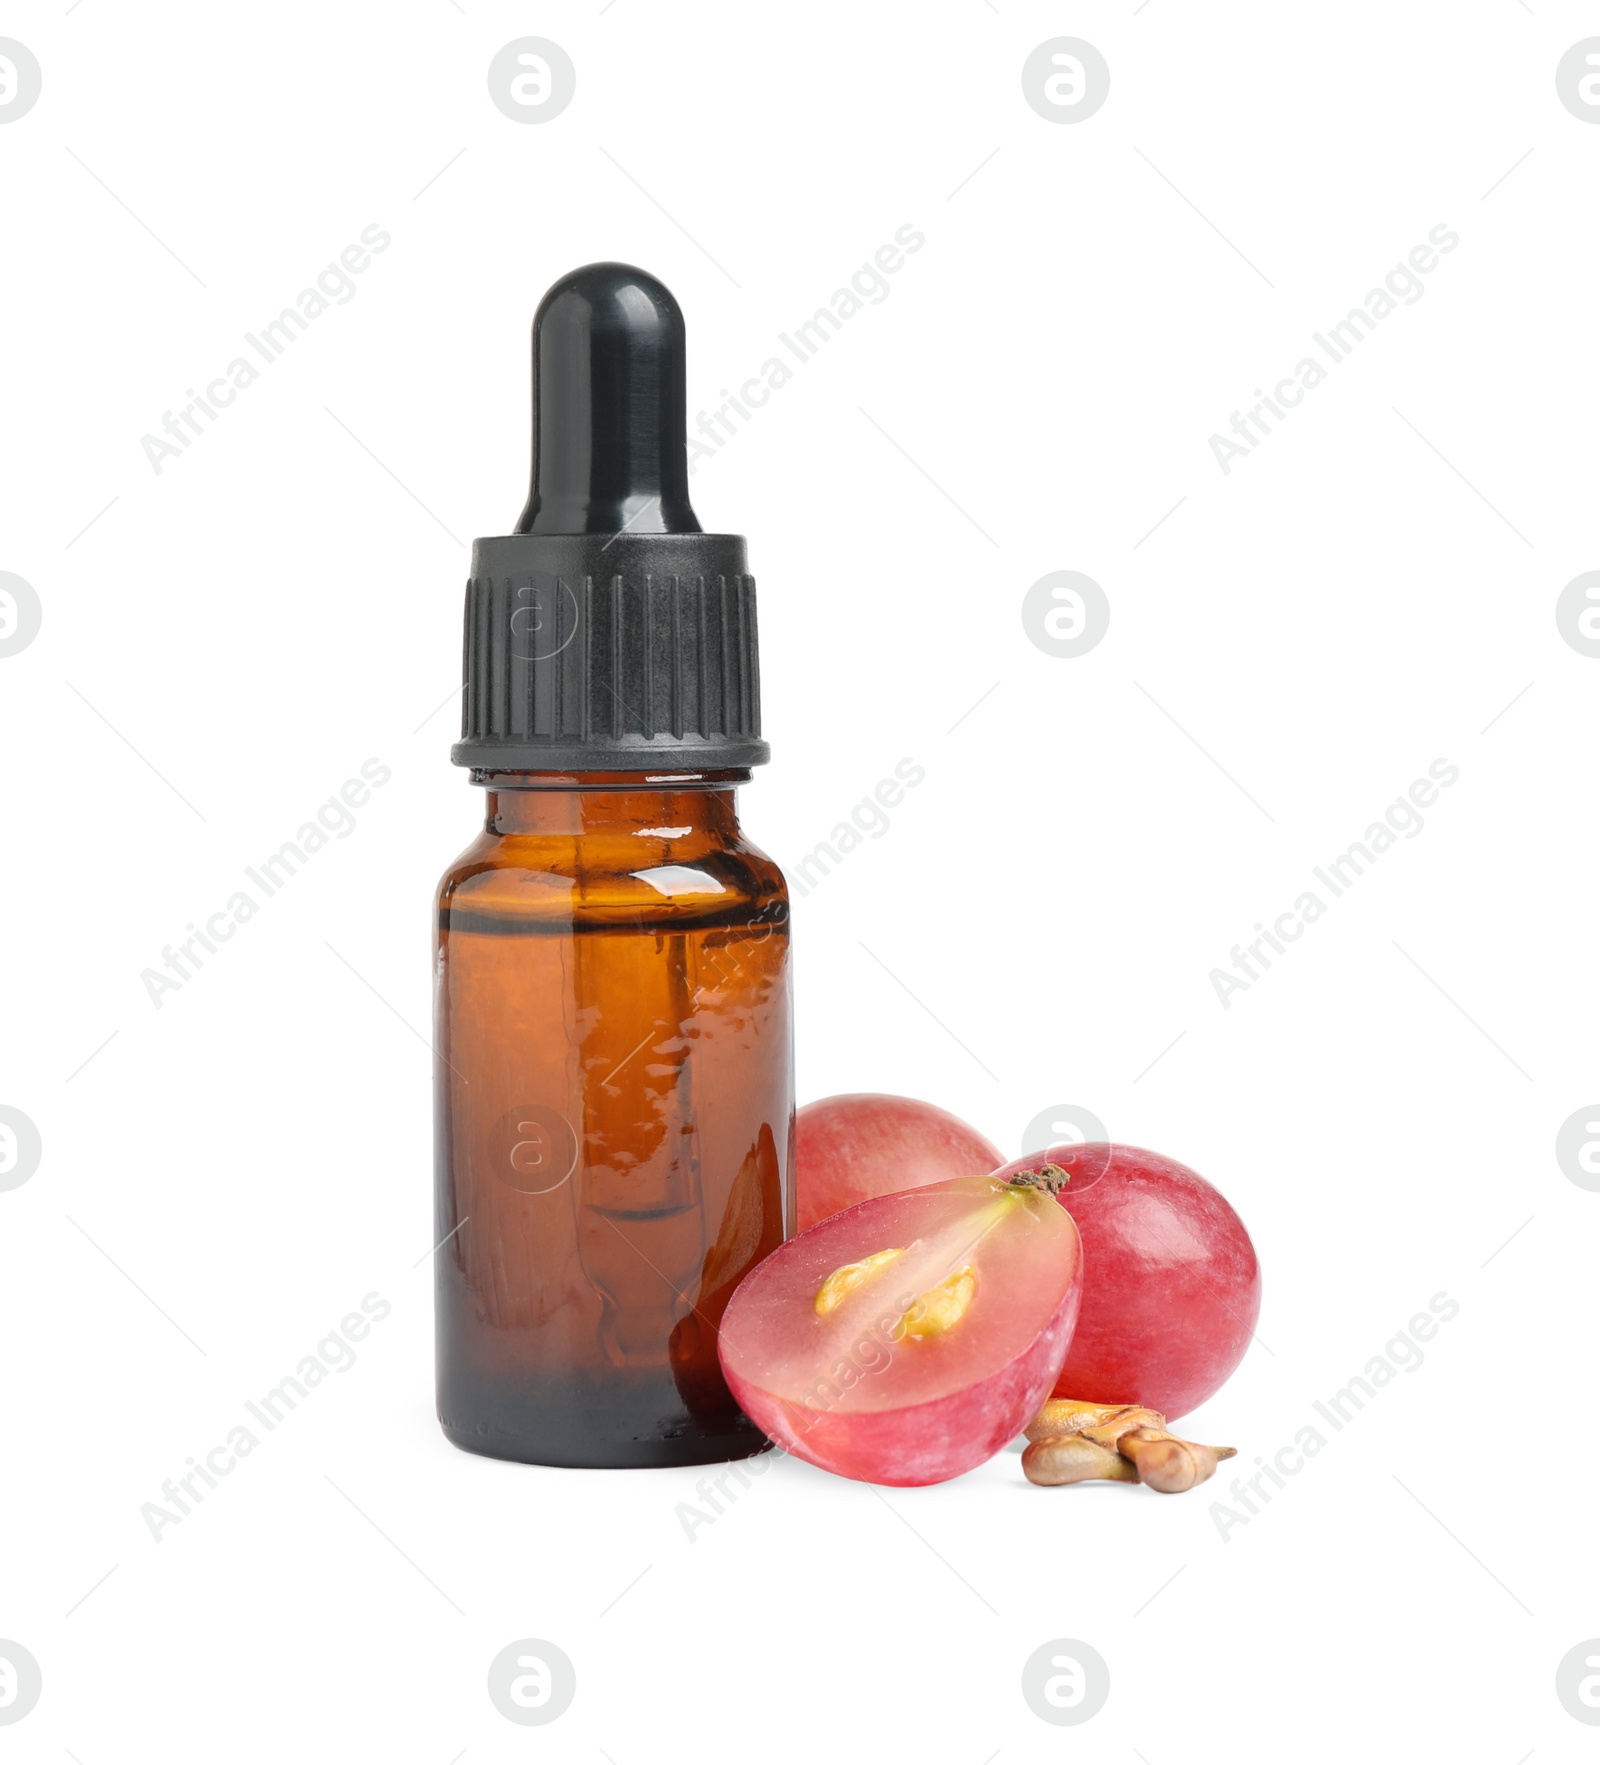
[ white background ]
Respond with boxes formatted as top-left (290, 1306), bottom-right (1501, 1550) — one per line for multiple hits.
top-left (2, 2), bottom-right (1596, 1757)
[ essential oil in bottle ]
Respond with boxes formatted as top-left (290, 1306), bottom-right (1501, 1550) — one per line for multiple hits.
top-left (434, 264), bottom-right (794, 1468)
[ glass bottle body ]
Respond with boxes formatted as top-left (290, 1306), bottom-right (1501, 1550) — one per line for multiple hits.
top-left (434, 771), bottom-right (793, 1467)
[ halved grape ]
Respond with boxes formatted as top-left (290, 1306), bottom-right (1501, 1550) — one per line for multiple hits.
top-left (718, 1174), bottom-right (1082, 1485)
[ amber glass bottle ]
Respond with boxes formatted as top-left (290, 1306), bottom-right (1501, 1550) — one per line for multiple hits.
top-left (435, 770), bottom-right (790, 1465)
top-left (434, 264), bottom-right (792, 1467)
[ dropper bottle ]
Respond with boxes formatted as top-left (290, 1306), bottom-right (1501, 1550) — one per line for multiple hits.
top-left (433, 264), bottom-right (793, 1469)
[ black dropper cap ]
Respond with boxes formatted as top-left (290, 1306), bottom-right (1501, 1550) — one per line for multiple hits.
top-left (453, 263), bottom-right (767, 773)
top-left (515, 264), bottom-right (699, 537)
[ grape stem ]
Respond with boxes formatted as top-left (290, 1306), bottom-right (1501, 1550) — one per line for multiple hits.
top-left (1005, 1162), bottom-right (1070, 1196)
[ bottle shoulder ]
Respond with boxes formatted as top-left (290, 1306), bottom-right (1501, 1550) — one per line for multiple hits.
top-left (437, 827), bottom-right (787, 931)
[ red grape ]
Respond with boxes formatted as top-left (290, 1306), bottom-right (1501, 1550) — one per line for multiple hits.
top-left (795, 1093), bottom-right (1002, 1233)
top-left (991, 1142), bottom-right (1260, 1420)
top-left (719, 1173), bottom-right (1082, 1485)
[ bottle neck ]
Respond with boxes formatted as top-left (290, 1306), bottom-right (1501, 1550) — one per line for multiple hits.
top-left (474, 769), bottom-right (749, 839)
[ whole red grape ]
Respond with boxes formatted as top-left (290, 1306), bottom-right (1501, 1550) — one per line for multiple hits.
top-left (795, 1094), bottom-right (1002, 1233)
top-left (990, 1142), bottom-right (1261, 1420)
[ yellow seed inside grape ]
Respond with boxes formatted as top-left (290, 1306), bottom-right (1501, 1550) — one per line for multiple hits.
top-left (895, 1266), bottom-right (978, 1339)
top-left (814, 1247), bottom-right (906, 1315)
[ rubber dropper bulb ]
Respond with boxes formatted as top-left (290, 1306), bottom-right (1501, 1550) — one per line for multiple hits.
top-left (514, 262), bottom-right (701, 537)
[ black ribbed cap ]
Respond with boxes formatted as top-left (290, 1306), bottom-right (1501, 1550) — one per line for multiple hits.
top-left (453, 264), bottom-right (767, 773)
